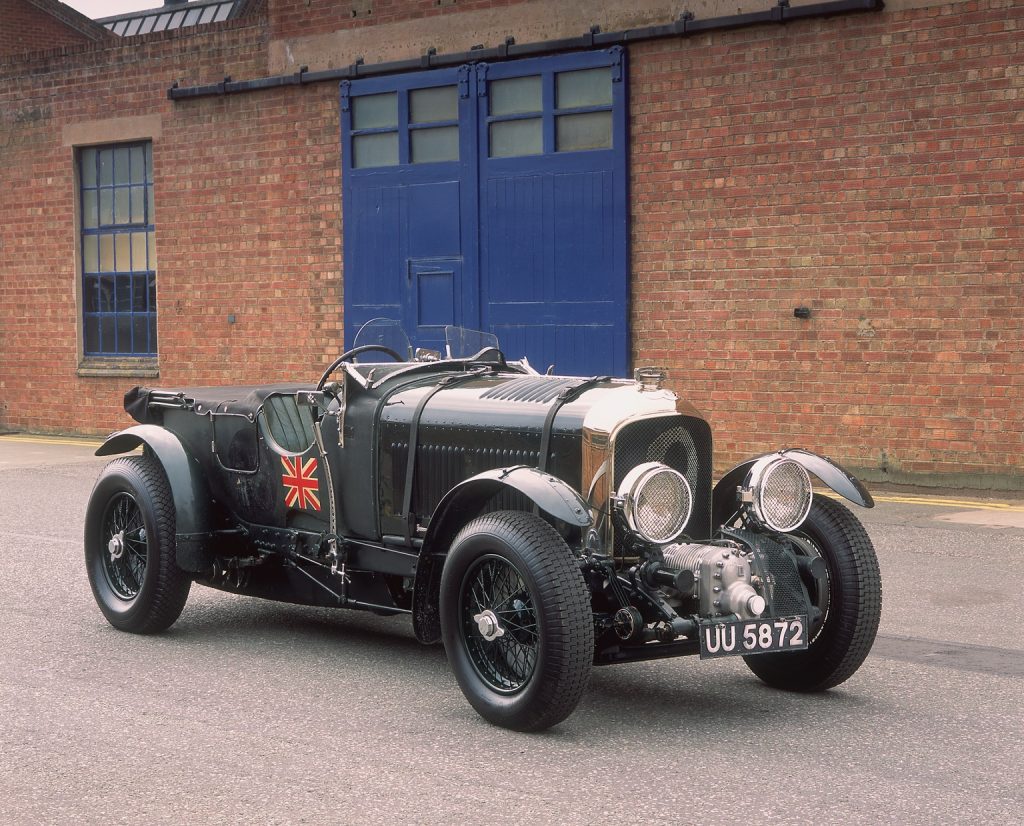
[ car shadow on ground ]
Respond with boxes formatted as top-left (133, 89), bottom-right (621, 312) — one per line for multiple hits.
top-left (144, 593), bottom-right (874, 738)
top-left (161, 594), bottom-right (440, 667)
top-left (583, 662), bottom-right (869, 722)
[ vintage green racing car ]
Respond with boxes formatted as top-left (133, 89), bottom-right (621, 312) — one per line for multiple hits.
top-left (85, 321), bottom-right (881, 731)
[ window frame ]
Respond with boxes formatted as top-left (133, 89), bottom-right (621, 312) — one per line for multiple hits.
top-left (483, 58), bottom-right (618, 160)
top-left (77, 140), bottom-right (159, 362)
top-left (343, 70), bottom-right (466, 171)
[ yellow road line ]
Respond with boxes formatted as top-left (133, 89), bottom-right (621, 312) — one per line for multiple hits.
top-left (817, 488), bottom-right (1024, 512)
top-left (871, 494), bottom-right (1024, 512)
top-left (0, 434), bottom-right (103, 448)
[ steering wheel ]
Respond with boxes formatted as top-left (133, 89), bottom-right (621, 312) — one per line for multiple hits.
top-left (317, 344), bottom-right (404, 391)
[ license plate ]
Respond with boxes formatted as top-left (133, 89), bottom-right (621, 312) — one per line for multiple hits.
top-left (698, 615), bottom-right (808, 659)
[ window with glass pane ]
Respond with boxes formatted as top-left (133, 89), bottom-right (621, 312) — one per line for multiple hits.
top-left (490, 76), bottom-right (541, 116)
top-left (487, 75), bottom-right (543, 158)
top-left (79, 141), bottom-right (157, 357)
top-left (353, 132), bottom-right (399, 168)
top-left (351, 92), bottom-right (399, 168)
top-left (410, 85), bottom-right (459, 164)
top-left (555, 66), bottom-right (613, 152)
top-left (410, 86), bottom-right (458, 123)
top-left (490, 119), bottom-right (542, 158)
top-left (353, 93), bottom-right (397, 129)
top-left (556, 110), bottom-right (612, 152)
top-left (411, 126), bottom-right (458, 164)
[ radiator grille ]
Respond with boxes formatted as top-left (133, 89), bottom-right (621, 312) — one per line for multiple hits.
top-left (613, 416), bottom-right (713, 540)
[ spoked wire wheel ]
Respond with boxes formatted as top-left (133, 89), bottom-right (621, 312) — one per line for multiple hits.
top-left (100, 492), bottom-right (149, 600)
top-left (85, 455), bottom-right (191, 634)
top-left (461, 555), bottom-right (539, 694)
top-left (440, 511), bottom-right (593, 731)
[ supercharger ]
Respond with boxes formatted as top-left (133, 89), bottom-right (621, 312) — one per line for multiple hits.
top-left (660, 541), bottom-right (768, 621)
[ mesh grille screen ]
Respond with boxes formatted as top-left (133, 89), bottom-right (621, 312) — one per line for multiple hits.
top-left (614, 416), bottom-right (712, 541)
top-left (734, 530), bottom-right (808, 616)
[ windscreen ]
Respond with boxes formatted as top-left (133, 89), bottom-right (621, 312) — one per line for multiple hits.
top-left (444, 325), bottom-right (500, 359)
top-left (352, 317), bottom-right (413, 361)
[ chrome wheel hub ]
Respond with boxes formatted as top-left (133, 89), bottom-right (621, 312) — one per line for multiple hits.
top-left (107, 531), bottom-right (125, 561)
top-left (473, 609), bottom-right (505, 642)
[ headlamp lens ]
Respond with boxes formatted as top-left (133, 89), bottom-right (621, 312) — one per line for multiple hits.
top-left (620, 463), bottom-right (692, 544)
top-left (754, 459), bottom-right (813, 532)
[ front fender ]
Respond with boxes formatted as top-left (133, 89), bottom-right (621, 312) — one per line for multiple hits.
top-left (425, 465), bottom-right (592, 544)
top-left (712, 448), bottom-right (874, 528)
top-left (411, 466), bottom-right (592, 644)
top-left (97, 424), bottom-right (213, 570)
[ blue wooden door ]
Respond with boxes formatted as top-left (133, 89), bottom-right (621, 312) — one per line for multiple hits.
top-left (341, 67), bottom-right (479, 354)
top-left (342, 49), bottom-right (628, 375)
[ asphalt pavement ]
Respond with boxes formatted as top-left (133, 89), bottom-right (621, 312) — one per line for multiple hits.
top-left (0, 436), bottom-right (1021, 825)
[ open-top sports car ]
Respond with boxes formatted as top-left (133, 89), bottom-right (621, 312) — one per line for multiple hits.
top-left (85, 320), bottom-right (881, 731)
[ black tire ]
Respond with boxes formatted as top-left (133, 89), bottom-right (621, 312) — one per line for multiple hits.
top-left (744, 496), bottom-right (881, 691)
top-left (439, 511), bottom-right (594, 731)
top-left (84, 455), bottom-right (191, 634)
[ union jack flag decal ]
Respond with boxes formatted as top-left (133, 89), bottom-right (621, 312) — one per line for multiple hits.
top-left (281, 456), bottom-right (321, 511)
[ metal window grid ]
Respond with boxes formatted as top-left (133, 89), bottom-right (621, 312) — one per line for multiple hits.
top-left (79, 142), bottom-right (157, 357)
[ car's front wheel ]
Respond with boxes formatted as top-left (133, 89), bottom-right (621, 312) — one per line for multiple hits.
top-left (439, 511), bottom-right (593, 731)
top-left (84, 455), bottom-right (191, 633)
top-left (743, 496), bottom-right (881, 691)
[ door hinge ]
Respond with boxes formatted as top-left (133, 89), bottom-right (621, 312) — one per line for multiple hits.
top-left (340, 80), bottom-right (351, 112)
top-left (458, 65), bottom-right (471, 99)
top-left (608, 46), bottom-right (624, 83)
top-left (475, 63), bottom-right (489, 97)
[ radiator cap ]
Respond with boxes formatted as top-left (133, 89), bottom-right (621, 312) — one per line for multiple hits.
top-left (634, 367), bottom-right (666, 392)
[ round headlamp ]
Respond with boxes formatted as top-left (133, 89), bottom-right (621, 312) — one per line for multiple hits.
top-left (744, 457), bottom-right (813, 533)
top-left (617, 462), bottom-right (692, 544)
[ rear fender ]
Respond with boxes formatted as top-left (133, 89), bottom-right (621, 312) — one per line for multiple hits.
top-left (712, 448), bottom-right (874, 528)
top-left (97, 424), bottom-right (213, 571)
top-left (411, 466), bottom-right (592, 643)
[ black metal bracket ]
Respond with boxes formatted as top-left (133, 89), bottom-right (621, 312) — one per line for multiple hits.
top-left (537, 376), bottom-right (611, 473)
top-left (168, 0), bottom-right (885, 100)
top-left (401, 367), bottom-right (492, 545)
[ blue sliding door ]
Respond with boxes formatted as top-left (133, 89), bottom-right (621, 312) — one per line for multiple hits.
top-left (342, 48), bottom-right (628, 375)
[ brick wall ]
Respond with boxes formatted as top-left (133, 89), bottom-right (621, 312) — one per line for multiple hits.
top-left (269, 0), bottom-right (531, 40)
top-left (156, 82), bottom-right (342, 390)
top-left (0, 0), bottom-right (1020, 487)
top-left (0, 14), bottom-right (346, 436)
top-left (629, 0), bottom-right (1022, 485)
top-left (0, 0), bottom-right (98, 57)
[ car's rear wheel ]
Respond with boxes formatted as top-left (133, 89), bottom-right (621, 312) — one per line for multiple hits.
top-left (743, 496), bottom-right (881, 691)
top-left (440, 511), bottom-right (593, 731)
top-left (85, 455), bottom-right (191, 633)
